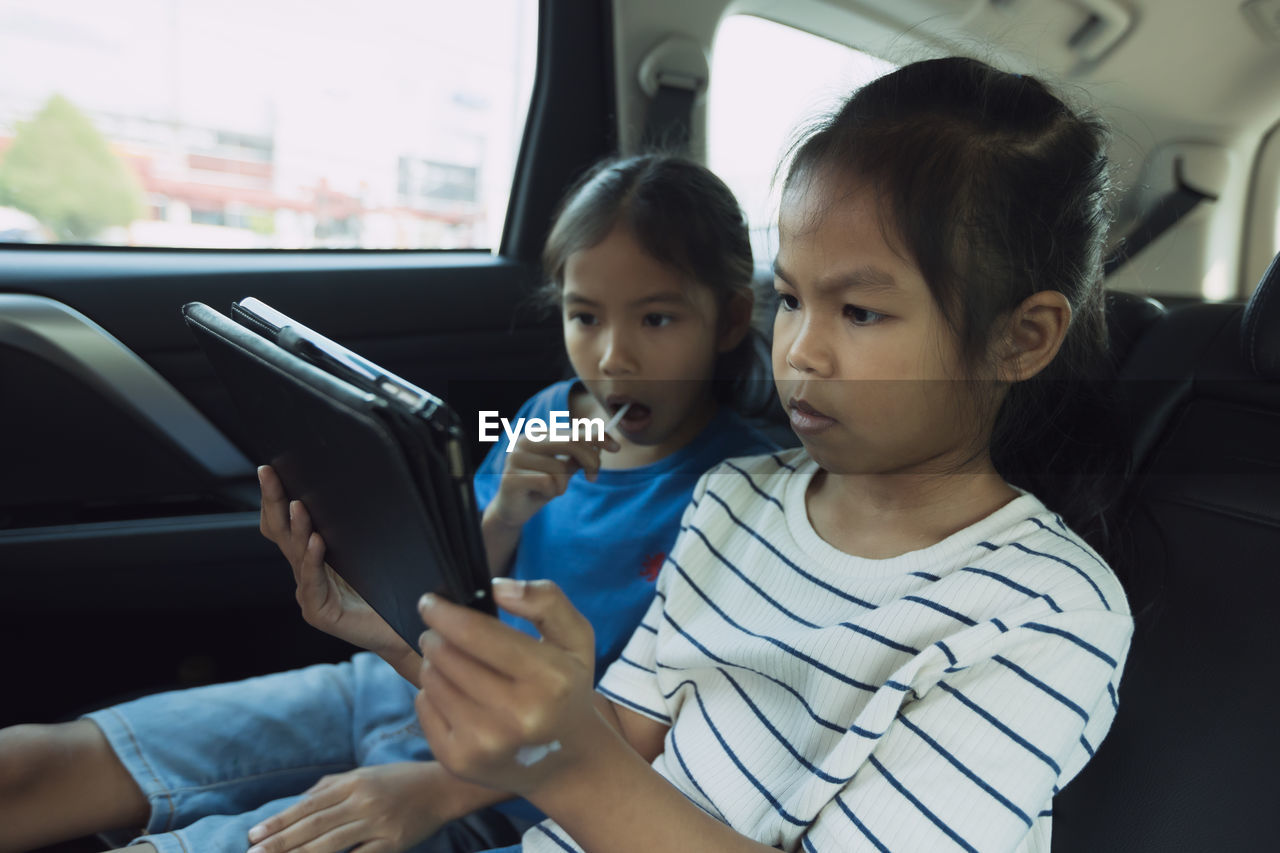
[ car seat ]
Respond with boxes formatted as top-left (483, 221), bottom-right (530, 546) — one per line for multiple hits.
top-left (1052, 254), bottom-right (1280, 851)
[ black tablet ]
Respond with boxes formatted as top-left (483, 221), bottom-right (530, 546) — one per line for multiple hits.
top-left (182, 300), bottom-right (494, 650)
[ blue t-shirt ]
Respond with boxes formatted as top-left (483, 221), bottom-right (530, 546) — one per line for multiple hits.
top-left (472, 379), bottom-right (778, 675)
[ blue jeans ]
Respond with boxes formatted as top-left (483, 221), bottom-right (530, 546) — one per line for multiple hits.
top-left (85, 652), bottom-right (527, 853)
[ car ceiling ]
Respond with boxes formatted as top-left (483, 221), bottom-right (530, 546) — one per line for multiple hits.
top-left (610, 0), bottom-right (1280, 298)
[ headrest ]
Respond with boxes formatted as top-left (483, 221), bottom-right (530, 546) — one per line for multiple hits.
top-left (1105, 291), bottom-right (1166, 368)
top-left (1242, 252), bottom-right (1280, 379)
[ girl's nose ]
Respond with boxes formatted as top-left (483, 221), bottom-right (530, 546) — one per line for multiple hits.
top-left (599, 328), bottom-right (639, 376)
top-left (785, 321), bottom-right (834, 376)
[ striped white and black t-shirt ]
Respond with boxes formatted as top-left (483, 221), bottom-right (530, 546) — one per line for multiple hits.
top-left (524, 448), bottom-right (1132, 853)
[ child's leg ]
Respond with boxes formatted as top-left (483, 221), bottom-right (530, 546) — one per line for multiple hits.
top-left (117, 655), bottom-right (523, 853)
top-left (0, 719), bottom-right (150, 852)
top-left (84, 661), bottom-right (366, 840)
top-left (0, 657), bottom-right (372, 852)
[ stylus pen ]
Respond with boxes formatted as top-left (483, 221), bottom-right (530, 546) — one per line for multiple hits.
top-left (277, 326), bottom-right (445, 419)
top-left (604, 401), bottom-right (632, 435)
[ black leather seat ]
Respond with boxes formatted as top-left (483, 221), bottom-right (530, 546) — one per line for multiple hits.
top-left (1104, 290), bottom-right (1166, 369)
top-left (1053, 255), bottom-right (1280, 851)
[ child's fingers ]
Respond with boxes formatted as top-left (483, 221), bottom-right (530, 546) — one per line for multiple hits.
top-left (508, 449), bottom-right (585, 492)
top-left (506, 448), bottom-right (578, 489)
top-left (247, 782), bottom-right (347, 846)
top-left (512, 436), bottom-right (607, 477)
top-left (419, 629), bottom-right (513, 708)
top-left (304, 773), bottom-right (339, 795)
top-left (251, 815), bottom-right (365, 853)
top-left (512, 431), bottom-right (614, 455)
top-left (418, 594), bottom-right (549, 680)
top-left (295, 820), bottom-right (368, 853)
top-left (502, 470), bottom-right (561, 507)
top-left (414, 684), bottom-right (451, 740)
top-left (287, 500), bottom-right (313, 553)
top-left (258, 465), bottom-right (291, 541)
top-left (295, 533), bottom-right (328, 602)
top-left (492, 579), bottom-right (595, 666)
top-left (418, 655), bottom-right (523, 774)
top-left (418, 654), bottom-right (482, 738)
top-left (258, 463), bottom-right (286, 501)
top-left (552, 442), bottom-right (604, 479)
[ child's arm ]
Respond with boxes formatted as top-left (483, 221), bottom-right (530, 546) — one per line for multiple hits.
top-left (796, 606), bottom-right (1132, 852)
top-left (528, 725), bottom-right (776, 853)
top-left (591, 693), bottom-right (669, 764)
top-left (415, 580), bottom-right (776, 853)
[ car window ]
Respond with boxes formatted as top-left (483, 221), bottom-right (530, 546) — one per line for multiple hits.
top-left (708, 14), bottom-right (895, 263)
top-left (0, 0), bottom-right (537, 251)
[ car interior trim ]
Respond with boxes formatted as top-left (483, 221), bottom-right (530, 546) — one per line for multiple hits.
top-left (0, 293), bottom-right (254, 480)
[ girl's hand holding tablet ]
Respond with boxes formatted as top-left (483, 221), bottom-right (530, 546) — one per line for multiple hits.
top-left (257, 464), bottom-right (415, 667)
top-left (414, 578), bottom-right (603, 795)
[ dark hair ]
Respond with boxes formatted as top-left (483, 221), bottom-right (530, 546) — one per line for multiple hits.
top-left (784, 57), bottom-right (1125, 546)
top-left (540, 154), bottom-right (770, 412)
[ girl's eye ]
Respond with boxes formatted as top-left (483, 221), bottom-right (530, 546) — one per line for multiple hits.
top-left (776, 293), bottom-right (799, 312)
top-left (844, 305), bottom-right (886, 326)
top-left (643, 313), bottom-right (674, 327)
top-left (568, 312), bottom-right (598, 326)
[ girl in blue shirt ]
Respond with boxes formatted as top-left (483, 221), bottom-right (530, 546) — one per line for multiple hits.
top-left (0, 155), bottom-right (776, 853)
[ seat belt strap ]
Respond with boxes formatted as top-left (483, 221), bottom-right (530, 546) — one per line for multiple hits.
top-left (1105, 158), bottom-right (1216, 276)
top-left (642, 73), bottom-right (699, 153)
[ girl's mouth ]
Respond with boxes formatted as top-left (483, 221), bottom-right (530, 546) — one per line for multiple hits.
top-left (606, 396), bottom-right (653, 434)
top-left (788, 397), bottom-right (836, 436)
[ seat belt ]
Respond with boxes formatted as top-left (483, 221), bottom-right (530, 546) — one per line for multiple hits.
top-left (1105, 157), bottom-right (1216, 276)
top-left (642, 73), bottom-right (699, 153)
top-left (637, 36), bottom-right (709, 155)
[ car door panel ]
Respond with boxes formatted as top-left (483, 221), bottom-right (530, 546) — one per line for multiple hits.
top-left (0, 250), bottom-right (564, 728)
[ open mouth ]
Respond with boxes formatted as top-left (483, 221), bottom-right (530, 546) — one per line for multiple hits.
top-left (606, 395), bottom-right (653, 432)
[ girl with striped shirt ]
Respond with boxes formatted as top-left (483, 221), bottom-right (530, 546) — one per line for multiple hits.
top-left (409, 57), bottom-right (1132, 852)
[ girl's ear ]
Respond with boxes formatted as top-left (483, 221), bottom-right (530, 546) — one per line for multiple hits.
top-left (996, 290), bottom-right (1071, 383)
top-left (716, 289), bottom-right (754, 353)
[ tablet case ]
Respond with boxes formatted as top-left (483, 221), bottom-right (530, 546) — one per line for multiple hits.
top-left (182, 301), bottom-right (495, 650)
top-left (228, 297), bottom-right (489, 595)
